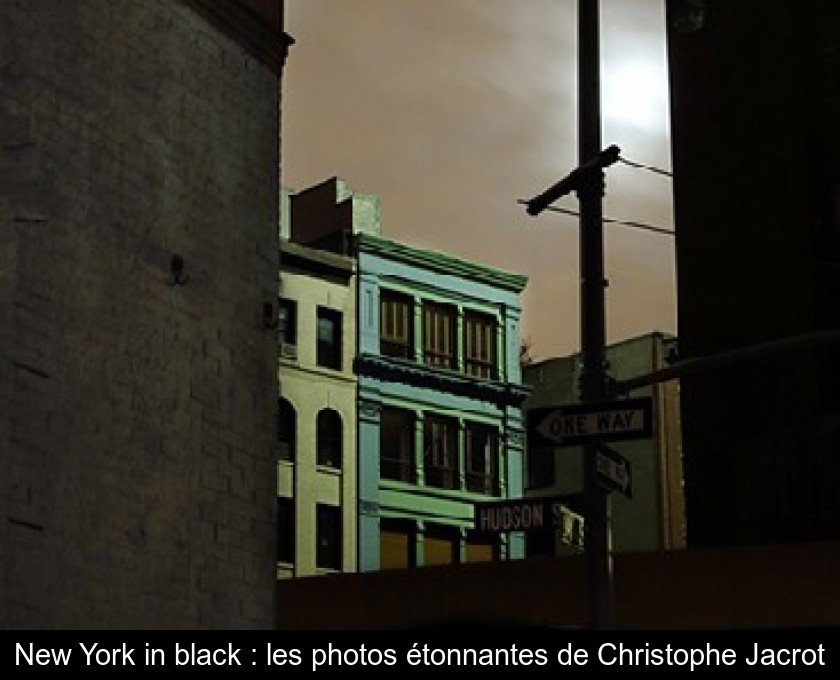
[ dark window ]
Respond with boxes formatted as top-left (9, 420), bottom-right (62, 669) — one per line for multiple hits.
top-left (316, 504), bottom-right (342, 570)
top-left (380, 407), bottom-right (415, 483)
top-left (317, 408), bottom-right (342, 468)
top-left (380, 518), bottom-right (417, 570)
top-left (465, 423), bottom-right (499, 495)
top-left (316, 307), bottom-right (342, 370)
top-left (278, 298), bottom-right (297, 358)
top-left (464, 311), bottom-right (497, 379)
top-left (423, 302), bottom-right (457, 370)
top-left (278, 398), bottom-right (296, 462)
top-left (423, 524), bottom-right (460, 566)
top-left (380, 291), bottom-right (413, 359)
top-left (276, 497), bottom-right (295, 563)
top-left (423, 415), bottom-right (458, 490)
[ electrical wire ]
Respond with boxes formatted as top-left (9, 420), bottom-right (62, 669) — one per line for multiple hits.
top-left (617, 156), bottom-right (673, 178)
top-left (516, 200), bottom-right (674, 237)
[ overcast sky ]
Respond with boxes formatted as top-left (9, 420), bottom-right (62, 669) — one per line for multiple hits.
top-left (282, 0), bottom-right (675, 361)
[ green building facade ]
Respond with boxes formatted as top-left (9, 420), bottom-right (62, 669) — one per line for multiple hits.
top-left (355, 234), bottom-right (530, 570)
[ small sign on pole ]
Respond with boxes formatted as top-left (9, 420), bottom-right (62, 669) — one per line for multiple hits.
top-left (594, 443), bottom-right (632, 498)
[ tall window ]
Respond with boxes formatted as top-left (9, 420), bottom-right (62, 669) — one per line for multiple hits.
top-left (380, 291), bottom-right (413, 359)
top-left (278, 298), bottom-right (297, 359)
top-left (276, 497), bottom-right (295, 563)
top-left (317, 408), bottom-right (342, 469)
top-left (380, 407), bottom-right (415, 483)
top-left (423, 524), bottom-right (460, 566)
top-left (316, 307), bottom-right (342, 370)
top-left (278, 398), bottom-right (296, 462)
top-left (423, 302), bottom-right (457, 370)
top-left (316, 504), bottom-right (342, 571)
top-left (465, 423), bottom-right (499, 495)
top-left (423, 415), bottom-right (458, 490)
top-left (464, 312), bottom-right (497, 379)
top-left (380, 518), bottom-right (416, 570)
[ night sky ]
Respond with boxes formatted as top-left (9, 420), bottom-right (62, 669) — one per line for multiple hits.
top-left (282, 0), bottom-right (675, 361)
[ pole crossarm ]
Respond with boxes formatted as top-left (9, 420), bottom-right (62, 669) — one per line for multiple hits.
top-left (611, 330), bottom-right (840, 395)
top-left (523, 145), bottom-right (621, 217)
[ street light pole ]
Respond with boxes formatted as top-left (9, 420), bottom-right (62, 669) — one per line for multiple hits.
top-left (577, 0), bottom-right (614, 631)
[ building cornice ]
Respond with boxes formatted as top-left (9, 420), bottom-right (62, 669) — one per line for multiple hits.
top-left (355, 233), bottom-right (528, 294)
top-left (186, 0), bottom-right (294, 75)
top-left (281, 240), bottom-right (355, 281)
top-left (354, 353), bottom-right (531, 408)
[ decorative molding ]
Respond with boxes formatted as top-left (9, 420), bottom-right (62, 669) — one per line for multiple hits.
top-left (354, 353), bottom-right (532, 408)
top-left (507, 431), bottom-right (525, 447)
top-left (355, 233), bottom-right (528, 293)
top-left (358, 399), bottom-right (382, 419)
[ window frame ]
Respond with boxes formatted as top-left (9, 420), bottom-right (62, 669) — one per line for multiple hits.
top-left (423, 524), bottom-right (460, 566)
top-left (316, 306), bottom-right (342, 370)
top-left (316, 503), bottom-right (342, 571)
top-left (276, 497), bottom-right (295, 564)
top-left (379, 518), bottom-right (417, 570)
top-left (380, 290), bottom-right (414, 359)
top-left (380, 407), bottom-right (415, 483)
top-left (464, 422), bottom-right (499, 495)
top-left (463, 310), bottom-right (497, 379)
top-left (316, 408), bottom-right (342, 469)
top-left (465, 530), bottom-right (500, 563)
top-left (278, 297), bottom-right (297, 349)
top-left (277, 398), bottom-right (296, 463)
top-left (423, 415), bottom-right (459, 490)
top-left (422, 302), bottom-right (457, 370)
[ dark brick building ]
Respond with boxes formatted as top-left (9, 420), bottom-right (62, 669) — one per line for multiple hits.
top-left (1, 0), bottom-right (291, 628)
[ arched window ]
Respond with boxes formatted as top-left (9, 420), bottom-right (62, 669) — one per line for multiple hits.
top-left (278, 398), bottom-right (296, 462)
top-left (317, 408), bottom-right (342, 468)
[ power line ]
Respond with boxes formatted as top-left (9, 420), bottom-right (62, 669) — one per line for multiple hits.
top-left (617, 156), bottom-right (673, 178)
top-left (517, 200), bottom-right (674, 237)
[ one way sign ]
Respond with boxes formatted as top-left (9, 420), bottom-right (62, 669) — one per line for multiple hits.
top-left (527, 397), bottom-right (653, 448)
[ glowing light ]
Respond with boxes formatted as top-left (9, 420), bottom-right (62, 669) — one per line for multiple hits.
top-left (602, 59), bottom-right (667, 132)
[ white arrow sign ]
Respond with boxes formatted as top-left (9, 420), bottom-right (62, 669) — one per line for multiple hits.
top-left (527, 398), bottom-right (653, 449)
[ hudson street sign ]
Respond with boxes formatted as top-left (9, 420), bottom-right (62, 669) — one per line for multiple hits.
top-left (527, 396), bottom-right (653, 448)
top-left (474, 495), bottom-right (581, 533)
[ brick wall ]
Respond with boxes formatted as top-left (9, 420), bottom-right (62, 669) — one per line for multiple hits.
top-left (1, 0), bottom-right (280, 628)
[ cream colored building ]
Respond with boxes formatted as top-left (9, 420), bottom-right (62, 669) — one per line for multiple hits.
top-left (276, 239), bottom-right (358, 578)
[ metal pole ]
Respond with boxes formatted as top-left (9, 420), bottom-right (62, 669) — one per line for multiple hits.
top-left (578, 0), bottom-right (614, 630)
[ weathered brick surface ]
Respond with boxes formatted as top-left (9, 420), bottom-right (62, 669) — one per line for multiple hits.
top-left (1, 0), bottom-right (279, 629)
